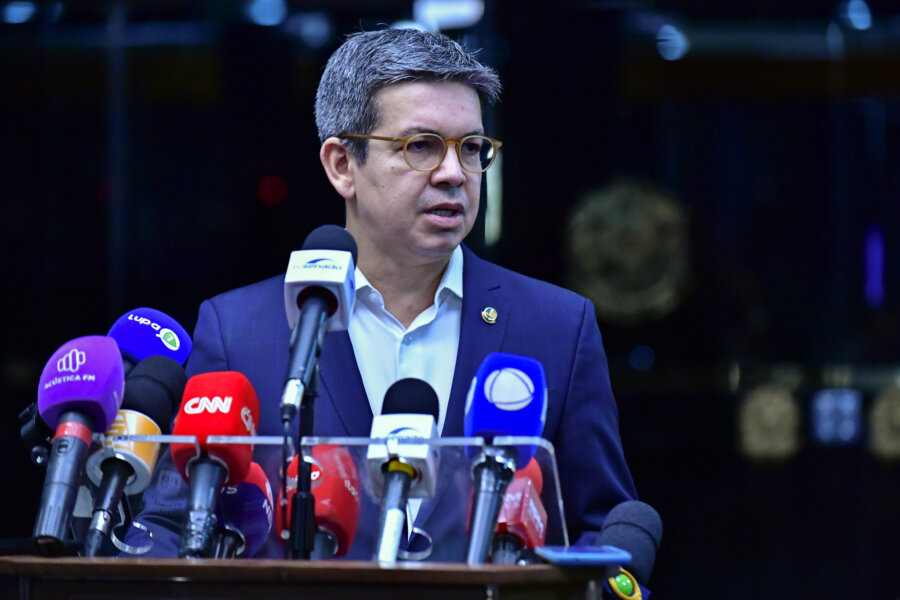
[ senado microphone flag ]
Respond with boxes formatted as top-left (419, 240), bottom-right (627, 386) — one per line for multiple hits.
top-left (33, 335), bottom-right (124, 550)
top-left (82, 355), bottom-right (186, 556)
top-left (280, 225), bottom-right (357, 423)
top-left (464, 352), bottom-right (548, 564)
top-left (215, 462), bottom-right (274, 558)
top-left (367, 379), bottom-right (440, 564)
top-left (171, 371), bottom-right (259, 558)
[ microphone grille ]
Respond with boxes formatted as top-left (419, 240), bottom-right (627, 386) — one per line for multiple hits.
top-left (598, 500), bottom-right (663, 584)
top-left (301, 225), bottom-right (358, 265)
top-left (603, 500), bottom-right (663, 549)
top-left (382, 378), bottom-right (439, 422)
top-left (123, 355), bottom-right (187, 433)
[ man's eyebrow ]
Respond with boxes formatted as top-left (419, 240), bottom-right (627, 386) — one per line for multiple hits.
top-left (397, 126), bottom-right (486, 138)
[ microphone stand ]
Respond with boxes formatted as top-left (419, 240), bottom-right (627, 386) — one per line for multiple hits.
top-left (290, 365), bottom-right (319, 560)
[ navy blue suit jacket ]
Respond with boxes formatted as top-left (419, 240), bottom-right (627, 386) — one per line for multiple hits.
top-left (131, 245), bottom-right (636, 561)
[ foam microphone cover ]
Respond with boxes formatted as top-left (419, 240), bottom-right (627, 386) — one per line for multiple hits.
top-left (121, 355), bottom-right (186, 432)
top-left (107, 308), bottom-right (192, 367)
top-left (517, 457), bottom-right (543, 495)
top-left (382, 378), bottom-right (439, 420)
top-left (597, 501), bottom-right (663, 584)
top-left (464, 352), bottom-right (548, 464)
top-left (277, 447), bottom-right (361, 557)
top-left (37, 335), bottom-right (125, 433)
top-left (311, 445), bottom-right (361, 557)
top-left (170, 371), bottom-right (259, 486)
top-left (301, 224), bottom-right (359, 262)
top-left (496, 470), bottom-right (547, 550)
top-left (217, 462), bottom-right (274, 558)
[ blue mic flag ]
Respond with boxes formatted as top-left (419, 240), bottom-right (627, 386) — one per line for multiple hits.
top-left (464, 352), bottom-right (548, 464)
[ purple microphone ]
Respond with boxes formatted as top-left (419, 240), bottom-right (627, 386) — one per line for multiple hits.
top-left (214, 462), bottom-right (274, 558)
top-left (33, 335), bottom-right (124, 552)
top-left (20, 308), bottom-right (191, 468)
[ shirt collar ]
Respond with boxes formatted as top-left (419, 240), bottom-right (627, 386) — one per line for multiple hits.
top-left (355, 245), bottom-right (464, 305)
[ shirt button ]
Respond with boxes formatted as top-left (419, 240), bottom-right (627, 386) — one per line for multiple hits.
top-left (403, 335), bottom-right (412, 345)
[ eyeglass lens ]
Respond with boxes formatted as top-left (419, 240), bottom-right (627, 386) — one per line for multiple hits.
top-left (404, 134), bottom-right (496, 172)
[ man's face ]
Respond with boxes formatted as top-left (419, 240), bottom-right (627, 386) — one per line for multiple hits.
top-left (345, 80), bottom-right (483, 270)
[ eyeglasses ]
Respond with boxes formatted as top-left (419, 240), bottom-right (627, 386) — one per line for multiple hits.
top-left (339, 132), bottom-right (502, 174)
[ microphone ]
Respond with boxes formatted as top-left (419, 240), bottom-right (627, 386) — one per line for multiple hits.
top-left (170, 371), bottom-right (260, 558)
top-left (309, 445), bottom-right (361, 558)
top-left (367, 379), bottom-right (440, 564)
top-left (33, 336), bottom-right (125, 553)
top-left (214, 462), bottom-right (274, 558)
top-left (491, 458), bottom-right (547, 564)
top-left (19, 307), bottom-right (191, 468)
top-left (596, 501), bottom-right (663, 588)
top-left (107, 307), bottom-right (193, 374)
top-left (82, 355), bottom-right (186, 556)
top-left (277, 445), bottom-right (361, 558)
top-left (464, 352), bottom-right (548, 565)
top-left (280, 225), bottom-right (357, 423)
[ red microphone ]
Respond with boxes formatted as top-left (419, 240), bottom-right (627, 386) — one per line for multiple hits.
top-left (491, 458), bottom-right (547, 564)
top-left (170, 371), bottom-right (259, 558)
top-left (278, 445), bottom-right (361, 558)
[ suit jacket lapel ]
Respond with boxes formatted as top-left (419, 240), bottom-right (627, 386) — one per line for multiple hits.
top-left (443, 246), bottom-right (511, 436)
top-left (317, 331), bottom-right (373, 436)
top-left (416, 246), bottom-right (511, 541)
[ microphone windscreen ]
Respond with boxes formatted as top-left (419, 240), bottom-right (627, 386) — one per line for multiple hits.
top-left (171, 371), bottom-right (259, 486)
top-left (301, 224), bottom-right (358, 265)
top-left (217, 462), bottom-right (274, 557)
top-left (122, 355), bottom-right (186, 433)
top-left (496, 473), bottom-right (547, 550)
top-left (597, 500), bottom-right (663, 584)
top-left (517, 457), bottom-right (543, 495)
top-left (464, 352), bottom-right (548, 463)
top-left (37, 335), bottom-right (124, 433)
top-left (311, 445), bottom-right (361, 557)
top-left (382, 378), bottom-right (439, 422)
top-left (107, 308), bottom-right (192, 366)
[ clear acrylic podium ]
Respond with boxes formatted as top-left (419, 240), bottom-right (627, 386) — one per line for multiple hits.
top-left (89, 433), bottom-right (570, 560)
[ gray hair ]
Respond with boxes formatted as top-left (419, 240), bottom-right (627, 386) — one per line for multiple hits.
top-left (315, 27), bottom-right (501, 161)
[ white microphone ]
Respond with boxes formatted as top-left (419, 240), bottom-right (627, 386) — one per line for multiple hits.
top-left (280, 225), bottom-right (357, 423)
top-left (367, 379), bottom-right (440, 564)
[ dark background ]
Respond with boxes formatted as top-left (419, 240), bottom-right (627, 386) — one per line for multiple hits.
top-left (3, 1), bottom-right (900, 597)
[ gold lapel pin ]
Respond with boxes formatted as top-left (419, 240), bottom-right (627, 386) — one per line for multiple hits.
top-left (481, 306), bottom-right (498, 324)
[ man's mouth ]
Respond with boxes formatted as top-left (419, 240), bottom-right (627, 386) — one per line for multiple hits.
top-left (429, 208), bottom-right (459, 217)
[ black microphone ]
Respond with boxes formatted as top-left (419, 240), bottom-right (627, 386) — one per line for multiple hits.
top-left (367, 379), bottom-right (440, 564)
top-left (596, 501), bottom-right (663, 590)
top-left (82, 355), bottom-right (186, 556)
top-left (280, 225), bottom-right (357, 424)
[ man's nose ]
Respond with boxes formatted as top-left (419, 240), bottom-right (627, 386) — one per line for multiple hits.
top-left (430, 142), bottom-right (467, 186)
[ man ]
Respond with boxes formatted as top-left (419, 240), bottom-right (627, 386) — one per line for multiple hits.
top-left (132, 27), bottom-right (636, 561)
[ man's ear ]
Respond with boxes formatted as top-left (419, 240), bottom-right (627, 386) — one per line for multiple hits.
top-left (320, 137), bottom-right (356, 200)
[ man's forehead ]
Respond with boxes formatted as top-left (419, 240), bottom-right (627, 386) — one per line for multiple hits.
top-left (373, 80), bottom-right (482, 108)
top-left (372, 80), bottom-right (484, 129)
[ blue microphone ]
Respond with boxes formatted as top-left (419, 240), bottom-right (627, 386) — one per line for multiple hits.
top-left (463, 352), bottom-right (548, 564)
top-left (107, 307), bottom-right (193, 373)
